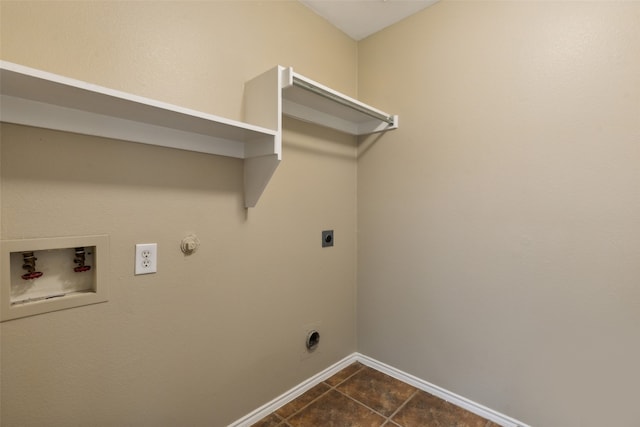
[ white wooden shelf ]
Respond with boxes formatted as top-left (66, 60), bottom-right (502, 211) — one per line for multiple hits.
top-left (0, 61), bottom-right (280, 207)
top-left (1, 62), bottom-right (397, 208)
top-left (280, 66), bottom-right (398, 135)
top-left (242, 66), bottom-right (398, 207)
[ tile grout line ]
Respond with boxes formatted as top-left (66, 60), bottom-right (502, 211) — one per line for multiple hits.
top-left (269, 362), bottom-right (490, 427)
top-left (280, 363), bottom-right (366, 424)
top-left (278, 386), bottom-right (329, 423)
top-left (276, 363), bottom-right (467, 427)
top-left (333, 387), bottom-right (392, 422)
top-left (327, 363), bottom-right (419, 426)
top-left (384, 388), bottom-right (420, 426)
top-left (325, 363), bottom-right (420, 425)
top-left (244, 355), bottom-right (526, 427)
top-left (334, 365), bottom-right (422, 426)
top-left (329, 363), bottom-right (399, 423)
top-left (273, 413), bottom-right (286, 426)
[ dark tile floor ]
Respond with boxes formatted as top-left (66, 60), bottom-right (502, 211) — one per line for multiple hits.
top-left (251, 362), bottom-right (499, 427)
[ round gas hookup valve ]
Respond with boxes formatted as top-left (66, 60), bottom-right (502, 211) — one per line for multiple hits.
top-left (180, 234), bottom-right (200, 255)
top-left (306, 330), bottom-right (320, 352)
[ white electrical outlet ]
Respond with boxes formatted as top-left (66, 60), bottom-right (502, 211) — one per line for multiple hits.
top-left (135, 243), bottom-right (157, 275)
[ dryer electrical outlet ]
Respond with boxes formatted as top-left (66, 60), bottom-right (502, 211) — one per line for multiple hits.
top-left (135, 243), bottom-right (157, 275)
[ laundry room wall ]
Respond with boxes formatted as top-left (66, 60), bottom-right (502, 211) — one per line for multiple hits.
top-left (357, 1), bottom-right (640, 426)
top-left (0, 2), bottom-right (358, 425)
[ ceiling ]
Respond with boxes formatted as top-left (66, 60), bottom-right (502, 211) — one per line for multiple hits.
top-left (299, 0), bottom-right (439, 41)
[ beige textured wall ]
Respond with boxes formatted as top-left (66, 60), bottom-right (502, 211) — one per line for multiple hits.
top-left (0, 2), bottom-right (357, 426)
top-left (358, 1), bottom-right (640, 426)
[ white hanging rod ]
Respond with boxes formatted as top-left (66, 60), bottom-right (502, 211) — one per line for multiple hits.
top-left (291, 76), bottom-right (395, 125)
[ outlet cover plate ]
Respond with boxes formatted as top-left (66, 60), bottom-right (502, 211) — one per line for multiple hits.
top-left (135, 243), bottom-right (157, 275)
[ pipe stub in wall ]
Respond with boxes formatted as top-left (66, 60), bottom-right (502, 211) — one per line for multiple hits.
top-left (306, 330), bottom-right (320, 351)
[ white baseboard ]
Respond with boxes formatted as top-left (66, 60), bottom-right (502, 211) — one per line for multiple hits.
top-left (228, 352), bottom-right (530, 427)
top-left (228, 353), bottom-right (359, 427)
top-left (357, 354), bottom-right (531, 427)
